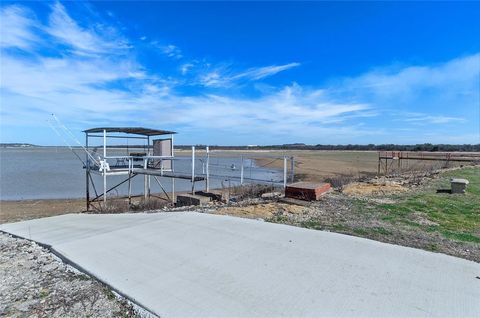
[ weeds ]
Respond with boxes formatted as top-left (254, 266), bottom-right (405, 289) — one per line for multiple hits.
top-left (324, 175), bottom-right (357, 190)
top-left (130, 199), bottom-right (170, 211)
top-left (229, 184), bottom-right (277, 201)
top-left (93, 197), bottom-right (170, 213)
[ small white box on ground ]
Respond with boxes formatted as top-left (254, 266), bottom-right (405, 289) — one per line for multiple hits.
top-left (451, 178), bottom-right (469, 194)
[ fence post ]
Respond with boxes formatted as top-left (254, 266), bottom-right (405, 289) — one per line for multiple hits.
top-left (290, 156), bottom-right (294, 182)
top-left (144, 158), bottom-right (148, 200)
top-left (191, 146), bottom-right (195, 194)
top-left (206, 146), bottom-right (210, 192)
top-left (128, 158), bottom-right (132, 205)
top-left (240, 156), bottom-right (244, 185)
top-left (283, 156), bottom-right (287, 188)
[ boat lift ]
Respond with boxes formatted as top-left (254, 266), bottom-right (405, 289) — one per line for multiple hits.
top-left (84, 127), bottom-right (206, 211)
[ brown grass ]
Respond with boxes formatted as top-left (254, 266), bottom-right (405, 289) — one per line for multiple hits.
top-left (0, 198), bottom-right (85, 224)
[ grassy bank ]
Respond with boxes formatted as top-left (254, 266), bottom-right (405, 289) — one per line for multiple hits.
top-left (377, 167), bottom-right (479, 244)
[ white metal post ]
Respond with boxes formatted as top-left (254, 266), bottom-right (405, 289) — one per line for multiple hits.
top-left (128, 158), bottom-right (132, 205)
top-left (147, 136), bottom-right (151, 199)
top-left (144, 158), bottom-right (148, 200)
top-left (145, 136), bottom-right (152, 199)
top-left (283, 156), bottom-right (287, 189)
top-left (103, 129), bottom-right (107, 205)
top-left (206, 146), bottom-right (210, 192)
top-left (191, 146), bottom-right (195, 194)
top-left (240, 156), bottom-right (244, 185)
top-left (103, 129), bottom-right (106, 158)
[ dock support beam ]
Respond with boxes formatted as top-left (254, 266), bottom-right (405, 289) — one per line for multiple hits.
top-left (171, 135), bottom-right (175, 205)
top-left (85, 133), bottom-right (90, 211)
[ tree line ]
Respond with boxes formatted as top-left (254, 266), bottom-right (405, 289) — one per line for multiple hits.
top-left (176, 143), bottom-right (480, 152)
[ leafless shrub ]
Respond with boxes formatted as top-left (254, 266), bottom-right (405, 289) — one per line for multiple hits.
top-left (130, 198), bottom-right (170, 211)
top-left (229, 183), bottom-right (276, 201)
top-left (324, 174), bottom-right (357, 191)
top-left (95, 198), bottom-right (130, 213)
top-left (94, 197), bottom-right (170, 213)
top-left (292, 173), bottom-right (308, 182)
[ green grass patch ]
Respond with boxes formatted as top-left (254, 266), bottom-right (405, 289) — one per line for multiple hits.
top-left (299, 220), bottom-right (349, 232)
top-left (267, 215), bottom-right (290, 224)
top-left (353, 226), bottom-right (392, 237)
top-left (379, 167), bottom-right (480, 243)
top-left (441, 230), bottom-right (480, 243)
top-left (300, 219), bottom-right (324, 230)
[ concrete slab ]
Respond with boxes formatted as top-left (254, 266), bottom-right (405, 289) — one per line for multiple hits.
top-left (285, 182), bottom-right (331, 200)
top-left (1, 213), bottom-right (479, 317)
top-left (176, 194), bottom-right (211, 207)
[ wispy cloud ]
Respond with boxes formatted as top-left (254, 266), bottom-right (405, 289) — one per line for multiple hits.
top-left (0, 5), bottom-right (38, 49)
top-left (403, 113), bottom-right (466, 124)
top-left (198, 62), bottom-right (300, 87)
top-left (45, 2), bottom-right (130, 55)
top-left (150, 41), bottom-right (183, 59)
top-left (234, 63), bottom-right (301, 80)
top-left (180, 63), bottom-right (194, 75)
top-left (162, 44), bottom-right (182, 59)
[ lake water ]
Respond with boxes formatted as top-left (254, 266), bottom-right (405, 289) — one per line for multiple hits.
top-left (0, 148), bottom-right (282, 200)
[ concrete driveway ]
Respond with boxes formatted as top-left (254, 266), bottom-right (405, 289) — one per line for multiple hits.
top-left (1, 212), bottom-right (479, 317)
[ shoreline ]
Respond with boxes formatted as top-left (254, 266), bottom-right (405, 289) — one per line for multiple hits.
top-left (0, 198), bottom-right (86, 224)
top-left (1, 191), bottom-right (188, 224)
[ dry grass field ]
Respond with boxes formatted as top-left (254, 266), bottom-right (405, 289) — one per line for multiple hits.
top-left (186, 149), bottom-right (461, 181)
top-left (178, 149), bottom-right (379, 180)
top-left (256, 150), bottom-right (379, 180)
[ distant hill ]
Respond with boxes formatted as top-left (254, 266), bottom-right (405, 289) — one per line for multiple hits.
top-left (2, 143), bottom-right (479, 152)
top-left (1, 143), bottom-right (38, 148)
top-left (176, 143), bottom-right (480, 152)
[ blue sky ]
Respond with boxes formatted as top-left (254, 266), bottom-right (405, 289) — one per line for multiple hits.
top-left (0, 1), bottom-right (479, 145)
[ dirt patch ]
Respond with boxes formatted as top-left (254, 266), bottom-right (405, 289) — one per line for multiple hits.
top-left (343, 182), bottom-right (408, 196)
top-left (214, 202), bottom-right (306, 220)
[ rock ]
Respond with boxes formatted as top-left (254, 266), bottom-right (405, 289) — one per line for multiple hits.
top-left (42, 263), bottom-right (59, 272)
top-left (451, 178), bottom-right (469, 194)
top-left (261, 192), bottom-right (282, 199)
top-left (15, 299), bottom-right (38, 312)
